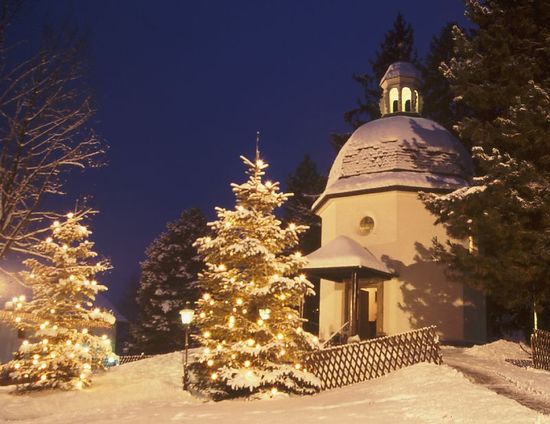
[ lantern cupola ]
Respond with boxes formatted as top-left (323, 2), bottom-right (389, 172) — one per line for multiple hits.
top-left (379, 61), bottom-right (422, 116)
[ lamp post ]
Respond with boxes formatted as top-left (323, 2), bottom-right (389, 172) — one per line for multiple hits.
top-left (179, 301), bottom-right (194, 391)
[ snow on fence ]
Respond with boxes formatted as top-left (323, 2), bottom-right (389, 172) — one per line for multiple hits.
top-left (305, 326), bottom-right (442, 390)
top-left (531, 329), bottom-right (550, 371)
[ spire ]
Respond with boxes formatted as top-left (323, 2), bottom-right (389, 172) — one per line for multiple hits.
top-left (255, 131), bottom-right (261, 163)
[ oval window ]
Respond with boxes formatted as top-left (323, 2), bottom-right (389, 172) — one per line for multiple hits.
top-left (359, 216), bottom-right (375, 236)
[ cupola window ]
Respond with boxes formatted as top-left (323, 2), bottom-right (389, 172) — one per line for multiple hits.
top-left (414, 90), bottom-right (420, 113)
top-left (402, 87), bottom-right (412, 112)
top-left (389, 88), bottom-right (399, 113)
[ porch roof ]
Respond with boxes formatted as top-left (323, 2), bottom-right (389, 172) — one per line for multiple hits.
top-left (302, 235), bottom-right (394, 281)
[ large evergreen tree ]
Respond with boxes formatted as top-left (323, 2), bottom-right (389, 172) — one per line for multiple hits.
top-left (128, 208), bottom-right (207, 354)
top-left (190, 155), bottom-right (320, 400)
top-left (331, 13), bottom-right (418, 151)
top-left (422, 0), bottom-right (550, 333)
top-left (6, 211), bottom-right (115, 391)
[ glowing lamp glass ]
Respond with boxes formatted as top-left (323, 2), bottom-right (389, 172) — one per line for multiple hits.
top-left (179, 303), bottom-right (194, 325)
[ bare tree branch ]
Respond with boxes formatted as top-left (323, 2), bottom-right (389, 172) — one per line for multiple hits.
top-left (0, 1), bottom-right (105, 262)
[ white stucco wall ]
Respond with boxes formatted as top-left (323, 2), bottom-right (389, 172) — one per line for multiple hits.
top-left (317, 190), bottom-right (486, 343)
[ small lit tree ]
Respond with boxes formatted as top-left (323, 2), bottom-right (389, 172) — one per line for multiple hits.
top-left (190, 154), bottom-right (321, 400)
top-left (6, 211), bottom-right (115, 391)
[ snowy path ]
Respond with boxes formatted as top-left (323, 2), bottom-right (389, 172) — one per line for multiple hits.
top-left (442, 341), bottom-right (550, 416)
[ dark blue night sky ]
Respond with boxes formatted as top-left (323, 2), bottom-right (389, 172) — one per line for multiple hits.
top-left (16, 1), bottom-right (468, 307)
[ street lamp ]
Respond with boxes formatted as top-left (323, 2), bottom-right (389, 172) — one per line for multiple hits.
top-left (179, 301), bottom-right (194, 391)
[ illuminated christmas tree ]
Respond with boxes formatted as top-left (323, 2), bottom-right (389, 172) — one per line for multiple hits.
top-left (190, 153), bottom-right (321, 400)
top-left (6, 211), bottom-right (115, 391)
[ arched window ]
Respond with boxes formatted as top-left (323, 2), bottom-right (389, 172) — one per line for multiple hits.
top-left (389, 87), bottom-right (399, 113)
top-left (414, 90), bottom-right (420, 112)
top-left (402, 87), bottom-right (412, 112)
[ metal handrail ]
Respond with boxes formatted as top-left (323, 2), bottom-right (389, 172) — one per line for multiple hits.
top-left (321, 321), bottom-right (349, 348)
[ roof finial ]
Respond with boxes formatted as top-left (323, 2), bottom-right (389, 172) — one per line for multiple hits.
top-left (255, 130), bottom-right (261, 163)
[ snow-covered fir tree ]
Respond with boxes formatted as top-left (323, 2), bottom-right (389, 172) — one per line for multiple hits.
top-left (190, 154), bottom-right (321, 400)
top-left (6, 211), bottom-right (115, 391)
top-left (128, 208), bottom-right (207, 354)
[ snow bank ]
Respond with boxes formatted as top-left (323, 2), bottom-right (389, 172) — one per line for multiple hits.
top-left (1, 350), bottom-right (548, 423)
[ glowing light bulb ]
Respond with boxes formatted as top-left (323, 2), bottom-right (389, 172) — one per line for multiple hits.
top-left (211, 372), bottom-right (218, 380)
top-left (67, 212), bottom-right (74, 219)
top-left (82, 328), bottom-right (88, 334)
top-left (218, 264), bottom-right (226, 271)
top-left (246, 339), bottom-right (255, 347)
top-left (295, 364), bottom-right (301, 370)
top-left (236, 298), bottom-right (243, 306)
top-left (257, 319), bottom-right (264, 326)
top-left (244, 360), bottom-right (251, 367)
top-left (46, 237), bottom-right (53, 243)
top-left (280, 349), bottom-right (286, 355)
top-left (289, 223), bottom-right (296, 231)
top-left (40, 375), bottom-right (47, 381)
top-left (199, 312), bottom-right (206, 318)
top-left (15, 317), bottom-right (21, 323)
top-left (207, 359), bottom-right (214, 366)
top-left (53, 221), bottom-right (60, 227)
top-left (14, 363), bottom-right (20, 369)
top-left (203, 293), bottom-right (211, 301)
top-left (277, 333), bottom-right (284, 340)
top-left (203, 331), bottom-right (211, 338)
top-left (271, 388), bottom-right (278, 395)
top-left (231, 354), bottom-right (236, 359)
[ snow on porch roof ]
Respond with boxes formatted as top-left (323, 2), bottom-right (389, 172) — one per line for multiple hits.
top-left (303, 235), bottom-right (393, 279)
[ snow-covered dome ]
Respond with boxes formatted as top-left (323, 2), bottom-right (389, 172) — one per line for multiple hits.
top-left (313, 115), bottom-right (472, 210)
top-left (312, 62), bottom-right (472, 211)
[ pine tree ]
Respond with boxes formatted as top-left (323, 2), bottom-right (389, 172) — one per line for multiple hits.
top-left (421, 22), bottom-right (464, 135)
top-left (128, 208), bottom-right (207, 354)
top-left (283, 155), bottom-right (326, 332)
top-left (331, 13), bottom-right (418, 151)
top-left (442, 1), bottom-right (550, 169)
top-left (423, 0), bottom-right (550, 333)
top-left (190, 154), bottom-right (320, 400)
top-left (284, 155), bottom-right (326, 255)
top-left (421, 148), bottom-right (550, 333)
top-left (6, 211), bottom-right (115, 391)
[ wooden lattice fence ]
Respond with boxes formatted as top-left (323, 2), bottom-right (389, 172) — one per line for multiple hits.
top-left (116, 354), bottom-right (157, 366)
top-left (306, 326), bottom-right (442, 390)
top-left (532, 329), bottom-right (550, 371)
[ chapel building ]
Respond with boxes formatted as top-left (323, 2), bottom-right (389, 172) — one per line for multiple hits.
top-left (308, 62), bottom-right (486, 344)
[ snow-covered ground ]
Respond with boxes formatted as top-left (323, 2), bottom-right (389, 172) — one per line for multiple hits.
top-left (1, 342), bottom-right (549, 424)
top-left (443, 340), bottom-right (550, 407)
